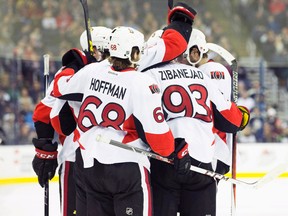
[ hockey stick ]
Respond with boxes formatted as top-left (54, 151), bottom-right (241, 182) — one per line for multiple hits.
top-left (43, 54), bottom-right (50, 97)
top-left (206, 42), bottom-right (238, 208)
top-left (43, 54), bottom-right (50, 216)
top-left (95, 135), bottom-right (288, 189)
top-left (168, 0), bottom-right (173, 10)
top-left (79, 0), bottom-right (94, 56)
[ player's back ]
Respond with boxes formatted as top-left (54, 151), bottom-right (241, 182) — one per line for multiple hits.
top-left (145, 62), bottom-right (217, 163)
top-left (56, 62), bottom-right (173, 167)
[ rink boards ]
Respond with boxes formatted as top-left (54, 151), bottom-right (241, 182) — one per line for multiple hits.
top-left (0, 143), bottom-right (288, 184)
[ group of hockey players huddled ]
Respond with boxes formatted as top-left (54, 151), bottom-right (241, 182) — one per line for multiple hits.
top-left (32, 2), bottom-right (250, 216)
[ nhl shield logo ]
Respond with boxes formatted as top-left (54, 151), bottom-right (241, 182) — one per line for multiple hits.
top-left (126, 207), bottom-right (133, 215)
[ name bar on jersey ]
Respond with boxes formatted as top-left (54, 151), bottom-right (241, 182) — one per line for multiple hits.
top-left (89, 78), bottom-right (127, 100)
top-left (159, 68), bottom-right (204, 80)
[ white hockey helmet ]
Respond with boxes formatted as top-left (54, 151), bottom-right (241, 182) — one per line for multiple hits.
top-left (80, 26), bottom-right (112, 52)
top-left (185, 28), bottom-right (209, 66)
top-left (108, 26), bottom-right (144, 61)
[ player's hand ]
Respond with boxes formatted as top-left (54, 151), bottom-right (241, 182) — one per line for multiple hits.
top-left (238, 105), bottom-right (250, 131)
top-left (32, 138), bottom-right (58, 187)
top-left (62, 48), bottom-right (96, 72)
top-left (168, 2), bottom-right (197, 25)
top-left (169, 138), bottom-right (191, 174)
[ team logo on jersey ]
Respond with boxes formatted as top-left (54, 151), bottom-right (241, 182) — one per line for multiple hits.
top-left (149, 84), bottom-right (160, 94)
top-left (210, 71), bottom-right (225, 80)
top-left (126, 207), bottom-right (133, 215)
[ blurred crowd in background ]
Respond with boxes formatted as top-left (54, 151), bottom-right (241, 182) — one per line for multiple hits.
top-left (0, 0), bottom-right (287, 145)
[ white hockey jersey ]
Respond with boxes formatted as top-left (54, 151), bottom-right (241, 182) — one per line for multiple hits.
top-left (144, 62), bottom-right (243, 163)
top-left (51, 61), bottom-right (175, 169)
top-left (199, 60), bottom-right (233, 165)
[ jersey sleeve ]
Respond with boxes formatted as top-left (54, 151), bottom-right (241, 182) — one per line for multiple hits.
top-left (205, 77), bottom-right (243, 132)
top-left (131, 74), bottom-right (174, 157)
top-left (50, 99), bottom-right (77, 136)
top-left (138, 27), bottom-right (189, 72)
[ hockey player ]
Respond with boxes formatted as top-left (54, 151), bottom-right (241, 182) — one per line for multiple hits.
top-left (183, 28), bottom-right (234, 175)
top-left (50, 3), bottom-right (198, 215)
top-left (50, 26), bottom-right (192, 216)
top-left (143, 36), bottom-right (250, 216)
top-left (31, 26), bottom-right (112, 216)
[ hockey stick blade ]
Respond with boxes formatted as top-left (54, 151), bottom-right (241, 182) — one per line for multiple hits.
top-left (95, 135), bottom-right (286, 188)
top-left (252, 162), bottom-right (288, 189)
top-left (206, 42), bottom-right (235, 65)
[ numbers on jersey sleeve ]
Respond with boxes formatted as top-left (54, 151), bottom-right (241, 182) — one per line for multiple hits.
top-left (162, 84), bottom-right (212, 122)
top-left (153, 107), bottom-right (165, 123)
top-left (78, 95), bottom-right (125, 132)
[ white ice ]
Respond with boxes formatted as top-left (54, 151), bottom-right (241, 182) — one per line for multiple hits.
top-left (0, 178), bottom-right (287, 216)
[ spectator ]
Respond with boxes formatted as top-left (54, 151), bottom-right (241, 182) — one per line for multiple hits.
top-left (238, 125), bottom-right (257, 143)
top-left (238, 90), bottom-right (256, 111)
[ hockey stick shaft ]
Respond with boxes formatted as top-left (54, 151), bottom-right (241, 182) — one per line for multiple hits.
top-left (43, 54), bottom-right (50, 97)
top-left (206, 43), bottom-right (238, 206)
top-left (43, 53), bottom-right (50, 216)
top-left (95, 135), bottom-right (286, 188)
top-left (44, 181), bottom-right (49, 216)
top-left (168, 0), bottom-right (173, 10)
top-left (231, 60), bottom-right (238, 206)
top-left (79, 0), bottom-right (94, 56)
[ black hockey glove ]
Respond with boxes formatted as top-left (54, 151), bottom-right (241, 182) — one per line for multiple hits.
top-left (168, 2), bottom-right (197, 25)
top-left (169, 138), bottom-right (191, 174)
top-left (32, 138), bottom-right (58, 188)
top-left (62, 48), bottom-right (96, 72)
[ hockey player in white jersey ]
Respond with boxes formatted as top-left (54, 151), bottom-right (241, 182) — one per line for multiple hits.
top-left (183, 28), bottom-right (235, 175)
top-left (144, 38), bottom-right (250, 215)
top-left (51, 26), bottom-right (192, 216)
top-left (32, 26), bottom-right (111, 216)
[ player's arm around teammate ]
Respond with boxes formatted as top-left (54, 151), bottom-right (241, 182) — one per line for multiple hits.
top-left (183, 28), bottom-right (248, 175)
top-left (143, 33), bottom-right (250, 216)
top-left (50, 26), bottom-right (192, 216)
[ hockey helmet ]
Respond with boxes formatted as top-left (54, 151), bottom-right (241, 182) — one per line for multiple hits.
top-left (185, 28), bottom-right (209, 66)
top-left (108, 26), bottom-right (144, 61)
top-left (80, 26), bottom-right (112, 52)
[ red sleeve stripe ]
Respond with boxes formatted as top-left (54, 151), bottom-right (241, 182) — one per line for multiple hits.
top-left (53, 68), bottom-right (75, 97)
top-left (220, 103), bottom-right (243, 127)
top-left (146, 130), bottom-right (175, 157)
top-left (162, 29), bottom-right (187, 62)
top-left (32, 102), bottom-right (52, 124)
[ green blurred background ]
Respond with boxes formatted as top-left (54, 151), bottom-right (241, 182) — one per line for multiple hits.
top-left (0, 0), bottom-right (287, 144)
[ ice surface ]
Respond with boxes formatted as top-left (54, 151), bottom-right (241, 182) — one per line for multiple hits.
top-left (1, 178), bottom-right (287, 216)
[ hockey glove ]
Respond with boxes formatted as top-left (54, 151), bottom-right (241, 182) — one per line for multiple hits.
top-left (169, 138), bottom-right (191, 174)
top-left (62, 48), bottom-right (96, 72)
top-left (238, 105), bottom-right (250, 131)
top-left (168, 2), bottom-right (197, 25)
top-left (32, 138), bottom-right (58, 188)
